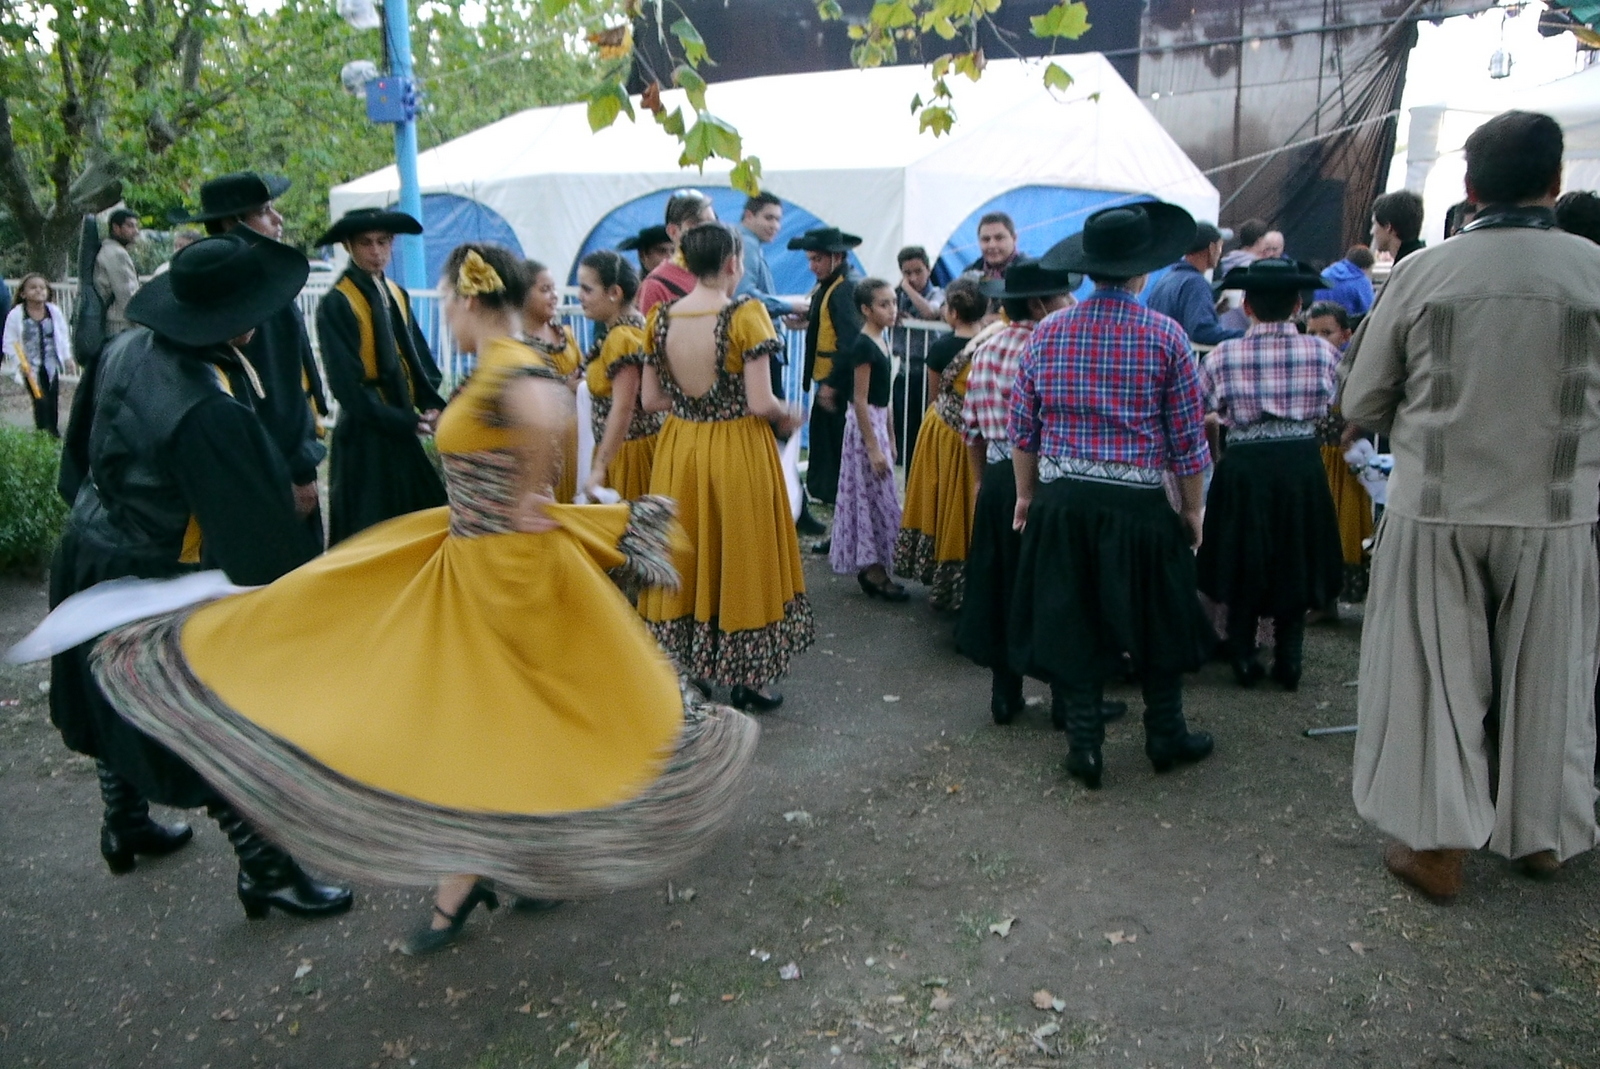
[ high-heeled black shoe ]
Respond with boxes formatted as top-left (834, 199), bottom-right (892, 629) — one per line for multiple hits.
top-left (857, 572), bottom-right (910, 602)
top-left (730, 685), bottom-right (784, 712)
top-left (97, 762), bottom-right (193, 874)
top-left (403, 881), bottom-right (500, 956)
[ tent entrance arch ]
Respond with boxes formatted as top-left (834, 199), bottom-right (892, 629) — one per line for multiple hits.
top-left (383, 193), bottom-right (524, 288)
top-left (571, 188), bottom-right (859, 295)
top-left (933, 186), bottom-right (1156, 284)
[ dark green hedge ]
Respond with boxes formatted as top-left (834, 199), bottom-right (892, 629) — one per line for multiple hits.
top-left (0, 426), bottom-right (67, 574)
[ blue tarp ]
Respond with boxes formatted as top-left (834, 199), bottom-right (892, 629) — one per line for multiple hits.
top-left (386, 193), bottom-right (525, 288)
top-left (572, 188), bottom-right (861, 294)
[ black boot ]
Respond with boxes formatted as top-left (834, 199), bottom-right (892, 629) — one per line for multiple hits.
top-left (1271, 616), bottom-right (1305, 691)
top-left (98, 761), bottom-right (193, 874)
top-left (1142, 676), bottom-right (1213, 773)
top-left (796, 499), bottom-right (826, 536)
top-left (1227, 606), bottom-right (1265, 688)
top-left (1056, 685), bottom-right (1105, 789)
top-left (991, 670), bottom-right (1024, 725)
top-left (208, 802), bottom-right (353, 920)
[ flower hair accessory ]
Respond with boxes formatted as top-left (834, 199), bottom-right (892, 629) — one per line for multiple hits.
top-left (456, 250), bottom-right (505, 296)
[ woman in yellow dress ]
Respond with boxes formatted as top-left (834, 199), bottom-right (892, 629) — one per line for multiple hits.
top-left (639, 223), bottom-right (814, 712)
top-left (578, 250), bottom-right (663, 500)
top-left (893, 277), bottom-right (988, 611)
top-left (521, 258), bottom-right (584, 502)
top-left (85, 243), bottom-right (759, 955)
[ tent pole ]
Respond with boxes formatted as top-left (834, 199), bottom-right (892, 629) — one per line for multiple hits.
top-left (385, 0), bottom-right (426, 291)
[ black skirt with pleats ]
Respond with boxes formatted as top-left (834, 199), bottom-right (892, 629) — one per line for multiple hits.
top-left (955, 458), bottom-right (1019, 671)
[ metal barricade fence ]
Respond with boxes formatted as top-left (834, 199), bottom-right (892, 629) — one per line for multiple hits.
top-left (29, 276), bottom-right (949, 472)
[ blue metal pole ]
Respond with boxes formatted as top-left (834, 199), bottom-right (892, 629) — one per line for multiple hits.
top-left (384, 0), bottom-right (426, 290)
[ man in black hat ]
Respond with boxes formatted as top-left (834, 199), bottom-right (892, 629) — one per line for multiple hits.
top-left (1008, 202), bottom-right (1216, 790)
top-left (314, 207), bottom-right (447, 545)
top-left (1144, 220), bottom-right (1244, 348)
top-left (48, 233), bottom-right (352, 919)
top-left (1194, 258), bottom-right (1343, 691)
top-left (186, 171), bottom-right (329, 554)
top-left (788, 226), bottom-right (863, 544)
top-left (619, 224), bottom-right (674, 277)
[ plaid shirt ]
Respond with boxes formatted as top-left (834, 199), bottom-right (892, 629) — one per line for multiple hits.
top-left (1199, 321), bottom-right (1340, 428)
top-left (962, 320), bottom-right (1034, 446)
top-left (1009, 287), bottom-right (1210, 477)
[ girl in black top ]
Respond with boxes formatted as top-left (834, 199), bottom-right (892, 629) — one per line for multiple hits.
top-left (828, 279), bottom-right (907, 600)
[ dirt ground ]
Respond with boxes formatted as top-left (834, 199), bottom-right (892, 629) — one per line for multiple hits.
top-left (4, 520), bottom-right (1600, 1069)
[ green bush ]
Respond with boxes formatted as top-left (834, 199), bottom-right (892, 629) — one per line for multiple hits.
top-left (0, 425), bottom-right (68, 574)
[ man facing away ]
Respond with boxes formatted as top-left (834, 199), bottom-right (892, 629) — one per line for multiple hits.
top-left (1344, 110), bottom-right (1600, 901)
top-left (1370, 190), bottom-right (1426, 263)
top-left (1144, 221), bottom-right (1244, 348)
top-left (94, 209), bottom-right (142, 337)
top-left (635, 189), bottom-right (717, 316)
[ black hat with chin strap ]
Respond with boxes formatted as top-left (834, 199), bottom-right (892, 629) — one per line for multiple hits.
top-left (979, 258), bottom-right (1082, 299)
top-left (125, 233), bottom-right (310, 348)
top-left (786, 226), bottom-right (862, 254)
top-left (1040, 202), bottom-right (1197, 279)
top-left (314, 207), bottom-right (424, 247)
top-left (176, 171), bottom-right (291, 224)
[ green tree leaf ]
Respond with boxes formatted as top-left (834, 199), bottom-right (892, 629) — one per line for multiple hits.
top-left (586, 81), bottom-right (635, 132)
top-left (1030, 1), bottom-right (1091, 40)
top-left (918, 105), bottom-right (955, 136)
top-left (1043, 61), bottom-right (1074, 92)
top-left (673, 64), bottom-right (708, 112)
top-left (730, 155), bottom-right (763, 196)
top-left (669, 17), bottom-right (710, 67)
top-left (815, 0), bottom-right (845, 20)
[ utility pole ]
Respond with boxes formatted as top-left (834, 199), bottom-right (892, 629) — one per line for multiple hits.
top-left (369, 0), bottom-right (426, 290)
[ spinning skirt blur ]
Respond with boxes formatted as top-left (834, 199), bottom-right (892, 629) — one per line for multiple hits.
top-left (1197, 437), bottom-right (1344, 621)
top-left (956, 457), bottom-right (1019, 670)
top-left (1009, 476), bottom-right (1213, 686)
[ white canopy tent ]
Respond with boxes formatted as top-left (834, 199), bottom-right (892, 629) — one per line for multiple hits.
top-left (1404, 62), bottom-right (1600, 244)
top-left (330, 53), bottom-right (1218, 283)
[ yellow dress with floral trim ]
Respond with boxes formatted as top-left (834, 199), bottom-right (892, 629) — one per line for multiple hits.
top-left (89, 335), bottom-right (760, 896)
top-left (894, 344), bottom-right (977, 610)
top-left (638, 297), bottom-right (814, 687)
top-left (584, 315), bottom-right (664, 500)
top-left (528, 325), bottom-right (584, 503)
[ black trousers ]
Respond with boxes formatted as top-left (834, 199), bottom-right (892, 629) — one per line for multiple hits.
top-left (32, 369), bottom-right (60, 436)
top-left (805, 400), bottom-right (846, 505)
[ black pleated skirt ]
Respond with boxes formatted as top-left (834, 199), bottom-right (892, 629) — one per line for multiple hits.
top-left (1196, 437), bottom-right (1345, 620)
top-left (955, 458), bottom-right (1018, 670)
top-left (1009, 476), bottom-right (1214, 685)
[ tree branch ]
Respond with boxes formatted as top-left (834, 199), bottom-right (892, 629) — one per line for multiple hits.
top-left (0, 96), bottom-right (46, 241)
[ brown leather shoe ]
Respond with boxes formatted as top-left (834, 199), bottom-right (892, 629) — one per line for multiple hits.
top-left (1516, 850), bottom-right (1561, 880)
top-left (1383, 842), bottom-right (1465, 903)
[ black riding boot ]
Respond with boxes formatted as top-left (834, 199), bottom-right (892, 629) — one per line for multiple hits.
top-left (1142, 674), bottom-right (1213, 773)
top-left (991, 669), bottom-right (1024, 725)
top-left (98, 761), bottom-right (193, 874)
top-left (1271, 615), bottom-right (1306, 691)
top-left (1226, 605), bottom-right (1265, 688)
top-left (1055, 683), bottom-right (1105, 789)
top-left (208, 802), bottom-right (353, 920)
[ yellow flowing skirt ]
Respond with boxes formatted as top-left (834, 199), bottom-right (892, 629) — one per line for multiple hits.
top-left (607, 433), bottom-right (659, 501)
top-left (894, 409), bottom-right (976, 607)
top-left (1321, 443), bottom-right (1373, 566)
top-left (640, 414), bottom-right (814, 686)
top-left (554, 425), bottom-right (579, 503)
top-left (178, 504), bottom-right (684, 815)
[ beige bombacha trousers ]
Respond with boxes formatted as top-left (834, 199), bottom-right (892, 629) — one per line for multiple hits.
top-left (1352, 512), bottom-right (1600, 862)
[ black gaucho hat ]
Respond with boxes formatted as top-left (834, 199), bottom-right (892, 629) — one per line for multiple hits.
top-left (315, 207), bottom-right (424, 247)
top-left (177, 171), bottom-right (291, 223)
top-left (1218, 257), bottom-right (1325, 292)
top-left (787, 226), bottom-right (862, 253)
top-left (1041, 201), bottom-right (1197, 279)
top-left (979, 258), bottom-right (1082, 299)
top-left (619, 224), bottom-right (671, 252)
top-left (125, 233), bottom-right (310, 348)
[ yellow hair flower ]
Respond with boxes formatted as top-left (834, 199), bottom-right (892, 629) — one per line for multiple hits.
top-left (456, 249), bottom-right (505, 296)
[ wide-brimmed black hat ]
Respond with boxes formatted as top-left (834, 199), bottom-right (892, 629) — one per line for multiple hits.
top-left (126, 233), bottom-right (310, 348)
top-left (619, 224), bottom-right (671, 252)
top-left (787, 226), bottom-right (862, 253)
top-left (979, 258), bottom-right (1082, 299)
top-left (315, 207), bottom-right (424, 247)
top-left (1041, 202), bottom-right (1196, 279)
top-left (177, 171), bottom-right (291, 223)
top-left (1218, 257), bottom-right (1324, 292)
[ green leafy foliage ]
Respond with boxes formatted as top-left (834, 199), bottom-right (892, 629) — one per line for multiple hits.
top-left (729, 156), bottom-right (763, 197)
top-left (669, 18), bottom-right (709, 67)
top-left (586, 81), bottom-right (635, 131)
top-left (1043, 61), bottom-right (1074, 91)
top-left (0, 427), bottom-right (68, 575)
top-left (1030, 1), bottom-right (1092, 40)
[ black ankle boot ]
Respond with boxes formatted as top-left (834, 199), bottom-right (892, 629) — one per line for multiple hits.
top-left (1143, 697), bottom-right (1213, 773)
top-left (1061, 698), bottom-right (1105, 789)
top-left (991, 671), bottom-right (1024, 725)
top-left (209, 803), bottom-right (353, 920)
top-left (97, 761), bottom-right (193, 874)
top-left (1271, 618), bottom-right (1305, 691)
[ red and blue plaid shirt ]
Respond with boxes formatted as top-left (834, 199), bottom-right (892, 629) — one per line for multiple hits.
top-left (1198, 321), bottom-right (1340, 428)
top-left (1009, 287), bottom-right (1210, 477)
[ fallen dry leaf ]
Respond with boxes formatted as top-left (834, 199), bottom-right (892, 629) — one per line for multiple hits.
top-left (212, 1009), bottom-right (238, 1022)
top-left (778, 962), bottom-right (801, 981)
top-left (885, 994), bottom-right (906, 1005)
top-left (882, 694), bottom-right (901, 702)
top-left (1031, 989), bottom-right (1055, 1010)
top-left (1348, 941), bottom-right (1368, 956)
top-left (989, 916), bottom-right (1016, 938)
top-left (1104, 930), bottom-right (1136, 945)
top-left (930, 990), bottom-right (955, 1012)
top-left (668, 991), bottom-right (683, 1005)
top-left (515, 1002), bottom-right (532, 1014)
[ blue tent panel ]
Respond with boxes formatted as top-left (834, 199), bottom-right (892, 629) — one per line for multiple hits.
top-left (386, 194), bottom-right (524, 289)
top-left (573, 188), bottom-right (861, 296)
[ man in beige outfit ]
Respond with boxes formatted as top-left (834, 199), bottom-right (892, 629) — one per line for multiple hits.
top-left (1344, 110), bottom-right (1600, 902)
top-left (93, 209), bottom-right (141, 337)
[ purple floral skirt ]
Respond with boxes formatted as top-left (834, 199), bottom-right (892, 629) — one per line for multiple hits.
top-left (830, 405), bottom-right (903, 575)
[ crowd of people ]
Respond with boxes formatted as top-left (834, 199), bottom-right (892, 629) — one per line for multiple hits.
top-left (9, 106), bottom-right (1600, 964)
